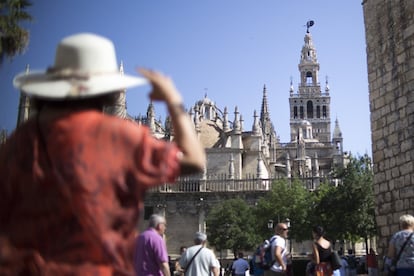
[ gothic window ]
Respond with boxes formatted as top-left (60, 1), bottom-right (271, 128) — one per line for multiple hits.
top-left (293, 106), bottom-right (298, 119)
top-left (299, 106), bottom-right (304, 119)
top-left (307, 101), bottom-right (313, 118)
top-left (336, 142), bottom-right (341, 153)
top-left (322, 105), bottom-right (327, 118)
top-left (316, 106), bottom-right (321, 118)
top-left (306, 71), bottom-right (313, 85)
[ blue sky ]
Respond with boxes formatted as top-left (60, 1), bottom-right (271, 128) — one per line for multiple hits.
top-left (0, 1), bottom-right (371, 156)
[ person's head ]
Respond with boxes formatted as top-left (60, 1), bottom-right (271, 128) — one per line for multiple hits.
top-left (13, 33), bottom-right (146, 111)
top-left (194, 232), bottom-right (207, 245)
top-left (312, 225), bottom-right (324, 239)
top-left (30, 93), bottom-right (120, 113)
top-left (148, 214), bottom-right (167, 235)
top-left (237, 252), bottom-right (244, 259)
top-left (180, 246), bottom-right (187, 254)
top-left (275, 223), bottom-right (289, 238)
top-left (399, 214), bottom-right (414, 230)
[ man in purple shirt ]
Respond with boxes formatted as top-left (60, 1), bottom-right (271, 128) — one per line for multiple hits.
top-left (134, 214), bottom-right (170, 276)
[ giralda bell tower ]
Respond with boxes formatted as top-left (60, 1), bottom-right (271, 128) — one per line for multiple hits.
top-left (289, 22), bottom-right (331, 144)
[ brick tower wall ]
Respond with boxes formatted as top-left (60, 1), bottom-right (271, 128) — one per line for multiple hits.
top-left (362, 0), bottom-right (414, 256)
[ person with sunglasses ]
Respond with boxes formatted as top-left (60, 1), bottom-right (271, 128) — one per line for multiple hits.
top-left (265, 223), bottom-right (290, 276)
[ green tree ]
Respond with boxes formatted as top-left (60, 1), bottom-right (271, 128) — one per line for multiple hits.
top-left (0, 0), bottom-right (32, 64)
top-left (254, 178), bottom-right (313, 242)
top-left (310, 154), bottom-right (376, 252)
top-left (310, 180), bottom-right (345, 243)
top-left (333, 154), bottom-right (376, 252)
top-left (206, 198), bottom-right (259, 258)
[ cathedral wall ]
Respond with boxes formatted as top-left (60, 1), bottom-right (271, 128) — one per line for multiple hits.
top-left (243, 151), bottom-right (262, 177)
top-left (207, 151), bottom-right (231, 176)
top-left (143, 191), bottom-right (267, 258)
top-left (363, 0), bottom-right (414, 256)
top-left (206, 149), bottom-right (242, 178)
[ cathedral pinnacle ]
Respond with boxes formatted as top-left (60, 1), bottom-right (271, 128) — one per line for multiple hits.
top-left (333, 117), bottom-right (342, 138)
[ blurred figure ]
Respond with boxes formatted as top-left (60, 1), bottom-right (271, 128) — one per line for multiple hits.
top-left (338, 250), bottom-right (348, 276)
top-left (232, 252), bottom-right (249, 276)
top-left (305, 253), bottom-right (316, 276)
top-left (345, 249), bottom-right (357, 276)
top-left (174, 246), bottom-right (187, 275)
top-left (366, 248), bottom-right (378, 276)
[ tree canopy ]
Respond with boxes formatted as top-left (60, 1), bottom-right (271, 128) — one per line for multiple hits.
top-left (205, 154), bottom-right (376, 255)
top-left (0, 0), bottom-right (32, 64)
top-left (254, 178), bottom-right (313, 242)
top-left (205, 197), bottom-right (260, 258)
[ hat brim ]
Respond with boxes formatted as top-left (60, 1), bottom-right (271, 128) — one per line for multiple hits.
top-left (13, 70), bottom-right (148, 99)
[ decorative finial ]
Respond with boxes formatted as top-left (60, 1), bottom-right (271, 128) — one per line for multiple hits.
top-left (306, 20), bottom-right (314, 33)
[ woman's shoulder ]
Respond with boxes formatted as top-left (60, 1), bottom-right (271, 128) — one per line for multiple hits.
top-left (317, 238), bottom-right (331, 249)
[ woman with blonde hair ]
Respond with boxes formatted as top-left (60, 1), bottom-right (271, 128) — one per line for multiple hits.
top-left (387, 214), bottom-right (414, 276)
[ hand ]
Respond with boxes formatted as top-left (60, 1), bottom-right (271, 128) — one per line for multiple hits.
top-left (137, 68), bottom-right (182, 104)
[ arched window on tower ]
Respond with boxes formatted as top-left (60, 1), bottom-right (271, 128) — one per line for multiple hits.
top-left (306, 71), bottom-right (313, 85)
top-left (316, 106), bottom-right (321, 118)
top-left (293, 106), bottom-right (298, 119)
top-left (299, 106), bottom-right (304, 119)
top-left (336, 141), bottom-right (341, 153)
top-left (322, 105), bottom-right (327, 118)
top-left (307, 101), bottom-right (313, 118)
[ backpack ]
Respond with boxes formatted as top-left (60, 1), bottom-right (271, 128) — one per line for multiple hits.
top-left (254, 236), bottom-right (276, 270)
top-left (347, 255), bottom-right (357, 270)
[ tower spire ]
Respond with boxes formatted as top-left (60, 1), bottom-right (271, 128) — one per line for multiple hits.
top-left (260, 85), bottom-right (270, 124)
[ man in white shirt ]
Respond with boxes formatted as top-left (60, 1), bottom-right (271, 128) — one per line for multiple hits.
top-left (264, 223), bottom-right (289, 276)
top-left (179, 232), bottom-right (219, 276)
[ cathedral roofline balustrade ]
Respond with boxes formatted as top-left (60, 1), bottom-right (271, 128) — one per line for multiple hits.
top-left (290, 92), bottom-right (329, 97)
top-left (278, 142), bottom-right (334, 148)
top-left (147, 175), bottom-right (336, 193)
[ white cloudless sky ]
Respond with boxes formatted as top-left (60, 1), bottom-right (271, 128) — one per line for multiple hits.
top-left (0, 0), bottom-right (372, 156)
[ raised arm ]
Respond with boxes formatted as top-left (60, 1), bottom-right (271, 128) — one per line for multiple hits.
top-left (138, 68), bottom-right (206, 175)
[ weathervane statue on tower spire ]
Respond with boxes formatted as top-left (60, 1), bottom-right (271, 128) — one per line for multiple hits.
top-left (306, 20), bottom-right (314, 33)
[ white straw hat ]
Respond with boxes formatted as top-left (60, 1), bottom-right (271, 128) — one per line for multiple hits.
top-left (13, 33), bottom-right (147, 99)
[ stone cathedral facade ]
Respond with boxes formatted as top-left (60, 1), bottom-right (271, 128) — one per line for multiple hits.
top-left (135, 30), bottom-right (348, 189)
top-left (8, 29), bottom-right (350, 254)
